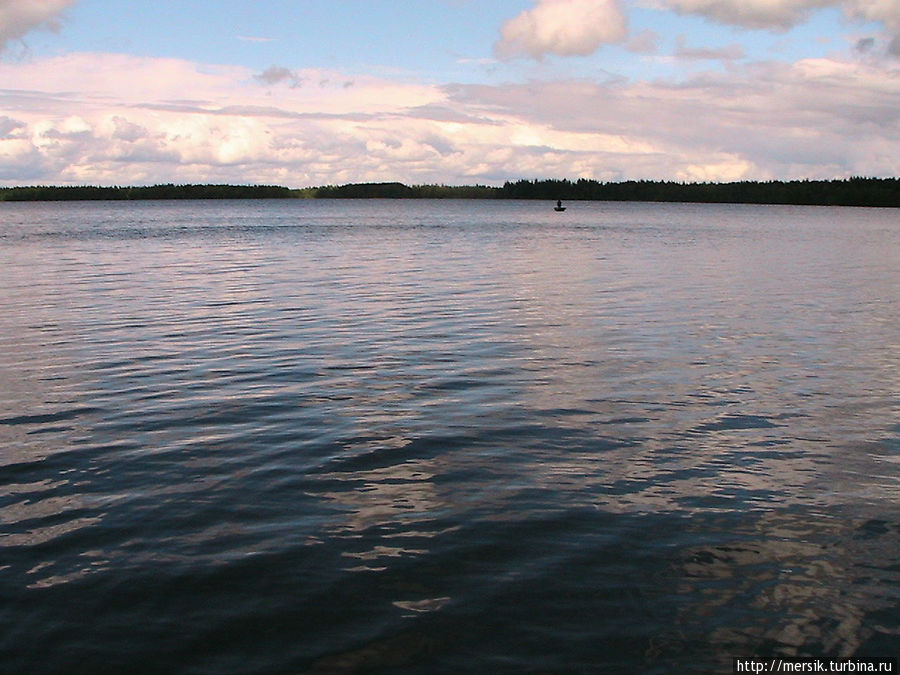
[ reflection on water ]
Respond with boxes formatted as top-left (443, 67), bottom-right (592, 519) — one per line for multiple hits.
top-left (0, 200), bottom-right (897, 672)
top-left (675, 509), bottom-right (899, 665)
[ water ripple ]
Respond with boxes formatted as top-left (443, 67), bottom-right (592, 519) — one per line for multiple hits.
top-left (1, 200), bottom-right (897, 672)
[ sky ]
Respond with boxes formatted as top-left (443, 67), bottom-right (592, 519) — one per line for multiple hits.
top-left (1, 0), bottom-right (898, 187)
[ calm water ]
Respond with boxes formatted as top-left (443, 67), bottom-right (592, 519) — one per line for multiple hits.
top-left (1, 199), bottom-right (897, 673)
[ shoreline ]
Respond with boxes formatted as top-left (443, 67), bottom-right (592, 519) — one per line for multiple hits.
top-left (1, 177), bottom-right (898, 207)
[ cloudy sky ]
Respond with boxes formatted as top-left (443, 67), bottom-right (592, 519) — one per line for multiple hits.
top-left (1, 0), bottom-right (898, 187)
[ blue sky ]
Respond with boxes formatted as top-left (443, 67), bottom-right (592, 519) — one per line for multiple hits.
top-left (1, 0), bottom-right (898, 186)
top-left (29, 2), bottom-right (859, 81)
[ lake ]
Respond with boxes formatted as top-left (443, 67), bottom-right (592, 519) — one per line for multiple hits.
top-left (1, 199), bottom-right (897, 673)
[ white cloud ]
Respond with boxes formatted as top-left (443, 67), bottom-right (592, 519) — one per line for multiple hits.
top-left (0, 115), bottom-right (26, 138)
top-left (494, 0), bottom-right (627, 60)
top-left (0, 0), bottom-right (76, 51)
top-left (663, 0), bottom-right (834, 30)
top-left (446, 57), bottom-right (900, 180)
top-left (845, 0), bottom-right (900, 55)
top-left (0, 137), bottom-right (46, 180)
top-left (0, 52), bottom-right (456, 185)
top-left (0, 49), bottom-right (897, 186)
top-left (662, 0), bottom-right (900, 53)
top-left (675, 35), bottom-right (746, 59)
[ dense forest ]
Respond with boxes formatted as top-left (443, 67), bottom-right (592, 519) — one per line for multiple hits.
top-left (1, 177), bottom-right (897, 207)
top-left (497, 177), bottom-right (900, 207)
top-left (310, 182), bottom-right (498, 199)
top-left (0, 183), bottom-right (295, 201)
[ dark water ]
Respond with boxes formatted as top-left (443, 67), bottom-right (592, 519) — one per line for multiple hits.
top-left (1, 199), bottom-right (897, 673)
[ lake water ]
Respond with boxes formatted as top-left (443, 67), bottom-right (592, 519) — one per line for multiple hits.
top-left (1, 199), bottom-right (897, 673)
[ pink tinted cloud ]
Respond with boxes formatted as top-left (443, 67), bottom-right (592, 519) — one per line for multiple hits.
top-left (663, 0), bottom-right (834, 30)
top-left (494, 0), bottom-right (628, 59)
top-left (664, 0), bottom-right (900, 53)
top-left (1, 49), bottom-right (898, 186)
top-left (0, 0), bottom-right (77, 50)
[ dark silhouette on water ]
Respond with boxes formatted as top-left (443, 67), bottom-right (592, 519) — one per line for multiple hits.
top-left (555, 199), bottom-right (566, 211)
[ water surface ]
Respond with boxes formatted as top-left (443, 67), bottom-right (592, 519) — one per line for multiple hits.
top-left (1, 199), bottom-right (897, 673)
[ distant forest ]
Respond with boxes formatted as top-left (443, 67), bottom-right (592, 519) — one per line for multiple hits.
top-left (0, 183), bottom-right (296, 201)
top-left (1, 177), bottom-right (898, 207)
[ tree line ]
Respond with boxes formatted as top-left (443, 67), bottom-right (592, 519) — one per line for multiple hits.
top-left (1, 177), bottom-right (897, 207)
top-left (0, 183), bottom-right (295, 201)
top-left (309, 182), bottom-right (498, 199)
top-left (497, 177), bottom-right (899, 207)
